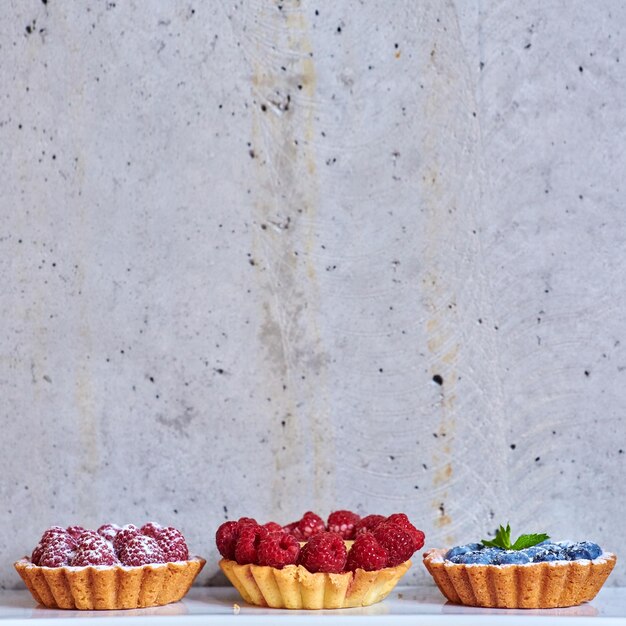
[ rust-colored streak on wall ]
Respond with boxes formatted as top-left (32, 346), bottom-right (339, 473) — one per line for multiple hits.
top-left (243, 2), bottom-right (335, 512)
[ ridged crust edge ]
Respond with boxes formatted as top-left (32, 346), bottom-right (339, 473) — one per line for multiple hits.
top-left (14, 557), bottom-right (205, 610)
top-left (219, 558), bottom-right (411, 609)
top-left (423, 548), bottom-right (616, 608)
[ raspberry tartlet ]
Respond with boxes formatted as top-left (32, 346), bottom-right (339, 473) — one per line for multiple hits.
top-left (14, 523), bottom-right (205, 610)
top-left (216, 510), bottom-right (424, 609)
top-left (423, 524), bottom-right (616, 609)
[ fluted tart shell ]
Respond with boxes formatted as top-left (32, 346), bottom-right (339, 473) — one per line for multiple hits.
top-left (14, 557), bottom-right (205, 610)
top-left (423, 548), bottom-right (616, 609)
top-left (219, 558), bottom-right (411, 609)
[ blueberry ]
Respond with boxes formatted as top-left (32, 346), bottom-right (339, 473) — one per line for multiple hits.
top-left (494, 550), bottom-right (531, 565)
top-left (480, 548), bottom-right (503, 563)
top-left (450, 550), bottom-right (493, 565)
top-left (530, 548), bottom-right (566, 562)
top-left (445, 543), bottom-right (484, 560)
top-left (522, 546), bottom-right (545, 560)
top-left (565, 542), bottom-right (602, 561)
top-left (522, 541), bottom-right (567, 563)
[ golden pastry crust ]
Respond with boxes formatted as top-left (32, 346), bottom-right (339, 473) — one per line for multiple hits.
top-left (423, 548), bottom-right (616, 609)
top-left (219, 558), bottom-right (411, 609)
top-left (14, 557), bottom-right (205, 610)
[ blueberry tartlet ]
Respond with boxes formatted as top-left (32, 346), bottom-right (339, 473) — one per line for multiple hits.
top-left (14, 523), bottom-right (205, 610)
top-left (423, 524), bottom-right (616, 609)
top-left (216, 510), bottom-right (424, 609)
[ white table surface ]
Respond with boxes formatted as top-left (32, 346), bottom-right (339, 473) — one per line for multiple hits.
top-left (1, 586), bottom-right (626, 625)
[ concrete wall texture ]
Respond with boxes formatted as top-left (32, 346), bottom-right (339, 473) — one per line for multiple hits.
top-left (1, 0), bottom-right (625, 588)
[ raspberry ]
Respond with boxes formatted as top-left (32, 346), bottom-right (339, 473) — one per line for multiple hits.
top-left (36, 529), bottom-right (77, 567)
top-left (38, 543), bottom-right (74, 568)
top-left (112, 524), bottom-right (139, 554)
top-left (140, 522), bottom-right (162, 539)
top-left (237, 517), bottom-right (258, 527)
top-left (346, 532), bottom-right (389, 571)
top-left (373, 523), bottom-right (415, 567)
top-left (66, 525), bottom-right (86, 540)
top-left (75, 532), bottom-right (107, 550)
top-left (97, 524), bottom-right (121, 542)
top-left (385, 513), bottom-right (425, 551)
top-left (298, 532), bottom-right (347, 573)
top-left (235, 524), bottom-right (269, 565)
top-left (263, 521), bottom-right (283, 535)
top-left (41, 526), bottom-right (69, 542)
top-left (71, 536), bottom-right (118, 567)
top-left (298, 511), bottom-right (326, 539)
top-left (75, 529), bottom-right (100, 546)
top-left (216, 521), bottom-right (239, 560)
top-left (355, 514), bottom-right (386, 536)
top-left (216, 518), bottom-right (262, 560)
top-left (118, 535), bottom-right (165, 566)
top-left (282, 521), bottom-right (304, 540)
top-left (31, 543), bottom-right (45, 565)
top-left (257, 533), bottom-right (300, 568)
top-left (327, 510), bottom-right (360, 539)
top-left (32, 532), bottom-right (75, 565)
top-left (39, 526), bottom-right (78, 550)
top-left (154, 526), bottom-right (189, 562)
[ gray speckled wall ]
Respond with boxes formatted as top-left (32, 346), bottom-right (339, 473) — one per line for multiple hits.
top-left (1, 0), bottom-right (625, 589)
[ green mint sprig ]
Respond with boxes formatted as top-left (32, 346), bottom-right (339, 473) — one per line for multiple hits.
top-left (481, 523), bottom-right (549, 551)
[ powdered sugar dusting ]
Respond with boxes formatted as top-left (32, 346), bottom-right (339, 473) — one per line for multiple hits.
top-left (140, 522), bottom-right (162, 539)
top-left (17, 556), bottom-right (203, 572)
top-left (66, 526), bottom-right (86, 540)
top-left (97, 524), bottom-right (121, 542)
top-left (71, 535), bottom-right (118, 566)
top-left (118, 534), bottom-right (165, 566)
top-left (154, 526), bottom-right (189, 562)
top-left (26, 523), bottom-right (190, 569)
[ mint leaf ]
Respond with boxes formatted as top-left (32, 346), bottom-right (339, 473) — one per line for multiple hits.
top-left (503, 523), bottom-right (512, 546)
top-left (481, 524), bottom-right (512, 549)
top-left (511, 533), bottom-right (550, 550)
top-left (481, 525), bottom-right (549, 551)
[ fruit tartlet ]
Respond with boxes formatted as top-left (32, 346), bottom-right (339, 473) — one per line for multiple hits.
top-left (14, 522), bottom-right (205, 610)
top-left (423, 524), bottom-right (616, 609)
top-left (216, 510), bottom-right (424, 609)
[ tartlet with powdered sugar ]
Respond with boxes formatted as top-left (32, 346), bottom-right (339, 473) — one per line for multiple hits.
top-left (15, 522), bottom-right (205, 610)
